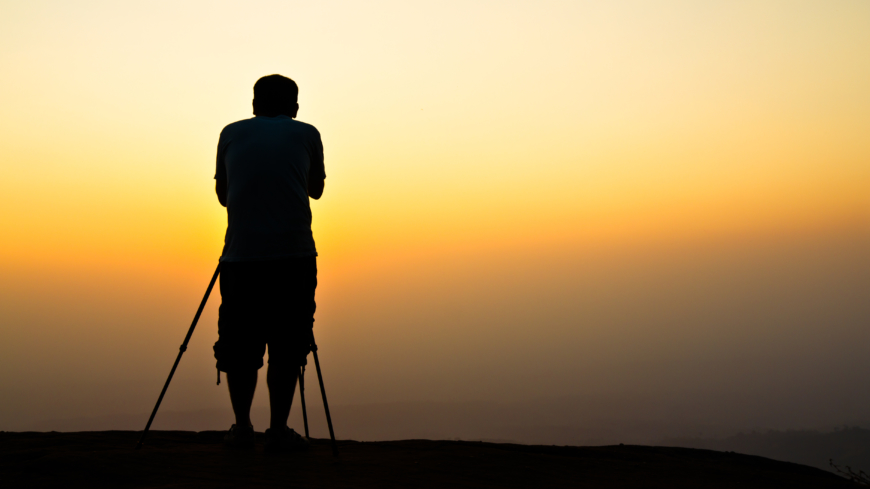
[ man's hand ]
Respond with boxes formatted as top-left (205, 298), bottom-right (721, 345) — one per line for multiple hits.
top-left (308, 178), bottom-right (324, 200)
top-left (216, 178), bottom-right (227, 207)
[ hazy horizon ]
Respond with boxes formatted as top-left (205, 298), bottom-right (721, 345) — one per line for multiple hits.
top-left (1, 0), bottom-right (869, 446)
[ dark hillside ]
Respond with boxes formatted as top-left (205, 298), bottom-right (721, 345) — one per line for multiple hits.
top-left (0, 431), bottom-right (856, 488)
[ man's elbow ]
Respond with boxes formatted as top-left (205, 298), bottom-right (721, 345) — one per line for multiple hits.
top-left (216, 180), bottom-right (228, 207)
top-left (308, 180), bottom-right (325, 200)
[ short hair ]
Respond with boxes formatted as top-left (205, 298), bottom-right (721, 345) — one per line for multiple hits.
top-left (253, 74), bottom-right (298, 113)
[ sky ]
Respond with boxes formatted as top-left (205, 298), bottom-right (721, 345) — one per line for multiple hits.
top-left (0, 0), bottom-right (868, 440)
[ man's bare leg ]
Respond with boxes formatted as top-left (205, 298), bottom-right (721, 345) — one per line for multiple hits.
top-left (227, 370), bottom-right (257, 427)
top-left (267, 364), bottom-right (298, 431)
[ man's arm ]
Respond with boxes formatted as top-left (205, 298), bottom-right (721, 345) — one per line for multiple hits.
top-left (216, 177), bottom-right (227, 207)
top-left (308, 128), bottom-right (325, 200)
top-left (215, 130), bottom-right (228, 207)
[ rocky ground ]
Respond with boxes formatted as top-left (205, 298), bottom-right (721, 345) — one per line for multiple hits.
top-left (0, 431), bottom-right (858, 488)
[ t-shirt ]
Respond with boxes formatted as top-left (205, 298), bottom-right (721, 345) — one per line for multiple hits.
top-left (215, 115), bottom-right (325, 262)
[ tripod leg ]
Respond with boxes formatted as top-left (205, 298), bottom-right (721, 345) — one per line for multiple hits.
top-left (299, 365), bottom-right (309, 438)
top-left (310, 335), bottom-right (338, 457)
top-left (135, 263), bottom-right (221, 450)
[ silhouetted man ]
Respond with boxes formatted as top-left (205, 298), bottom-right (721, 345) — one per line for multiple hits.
top-left (213, 75), bottom-right (325, 452)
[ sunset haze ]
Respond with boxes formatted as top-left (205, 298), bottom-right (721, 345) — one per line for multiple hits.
top-left (1, 0), bottom-right (868, 445)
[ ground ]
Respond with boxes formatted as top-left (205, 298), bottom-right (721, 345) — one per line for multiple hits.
top-left (0, 431), bottom-right (857, 488)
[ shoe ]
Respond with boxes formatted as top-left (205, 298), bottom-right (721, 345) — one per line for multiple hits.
top-left (224, 424), bottom-right (255, 449)
top-left (265, 426), bottom-right (310, 453)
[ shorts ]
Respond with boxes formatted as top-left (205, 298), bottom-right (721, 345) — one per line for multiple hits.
top-left (214, 256), bottom-right (317, 372)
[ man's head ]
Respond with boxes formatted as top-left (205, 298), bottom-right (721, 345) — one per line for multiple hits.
top-left (253, 74), bottom-right (299, 118)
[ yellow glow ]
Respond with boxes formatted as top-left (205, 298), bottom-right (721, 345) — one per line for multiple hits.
top-left (2, 1), bottom-right (868, 272)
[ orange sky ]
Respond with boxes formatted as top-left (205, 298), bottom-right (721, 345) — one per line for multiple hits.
top-left (1, 0), bottom-right (868, 433)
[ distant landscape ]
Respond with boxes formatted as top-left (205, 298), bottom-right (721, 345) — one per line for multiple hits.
top-left (661, 428), bottom-right (870, 474)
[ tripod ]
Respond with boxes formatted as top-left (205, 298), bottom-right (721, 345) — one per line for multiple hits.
top-left (135, 262), bottom-right (338, 457)
top-left (298, 334), bottom-right (339, 457)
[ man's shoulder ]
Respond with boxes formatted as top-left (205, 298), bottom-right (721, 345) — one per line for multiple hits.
top-left (220, 117), bottom-right (320, 137)
top-left (220, 117), bottom-right (257, 135)
top-left (289, 119), bottom-right (321, 137)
